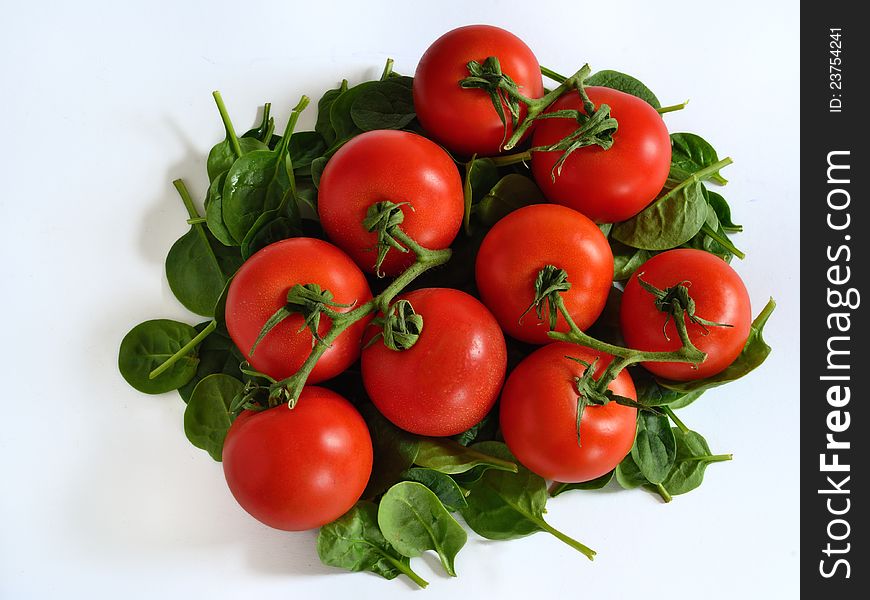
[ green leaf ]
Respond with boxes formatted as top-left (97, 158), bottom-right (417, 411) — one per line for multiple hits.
top-left (207, 135), bottom-right (268, 183)
top-left (585, 69), bottom-right (661, 109)
top-left (118, 319), bottom-right (199, 394)
top-left (360, 404), bottom-right (421, 498)
top-left (460, 442), bottom-right (595, 558)
top-left (166, 223), bottom-right (240, 317)
top-left (662, 428), bottom-right (732, 495)
top-left (240, 212), bottom-right (302, 260)
top-left (705, 189), bottom-right (742, 232)
top-left (615, 452), bottom-right (648, 489)
top-left (670, 133), bottom-right (728, 185)
top-left (549, 470), bottom-right (614, 497)
top-left (633, 370), bottom-right (704, 408)
top-left (657, 299), bottom-right (775, 394)
top-left (414, 437), bottom-right (517, 475)
top-left (315, 81), bottom-right (348, 148)
top-left (317, 501), bottom-right (428, 588)
top-left (310, 156), bottom-right (328, 188)
top-left (610, 239), bottom-right (652, 281)
top-left (350, 79), bottom-right (416, 131)
top-left (401, 468), bottom-right (468, 512)
top-left (183, 374), bottom-right (243, 461)
top-left (240, 103), bottom-right (274, 144)
top-left (452, 410), bottom-right (499, 447)
top-left (288, 131), bottom-right (328, 172)
top-left (631, 412), bottom-right (676, 484)
top-left (611, 179), bottom-right (708, 250)
top-left (178, 323), bottom-right (244, 403)
top-left (462, 157), bottom-right (499, 233)
top-left (475, 174), bottom-right (546, 227)
top-left (378, 482), bottom-right (467, 577)
top-left (204, 172), bottom-right (238, 246)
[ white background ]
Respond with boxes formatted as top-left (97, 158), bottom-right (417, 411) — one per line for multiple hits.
top-left (1, 1), bottom-right (799, 598)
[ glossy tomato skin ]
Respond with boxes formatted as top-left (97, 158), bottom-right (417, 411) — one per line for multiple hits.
top-left (620, 249), bottom-right (752, 381)
top-left (413, 24), bottom-right (544, 157)
top-left (500, 342), bottom-right (637, 483)
top-left (225, 238), bottom-right (372, 382)
top-left (475, 204), bottom-right (613, 344)
top-left (318, 130), bottom-right (464, 276)
top-left (222, 387), bottom-right (373, 531)
top-left (531, 87), bottom-right (671, 223)
top-left (362, 288), bottom-right (507, 436)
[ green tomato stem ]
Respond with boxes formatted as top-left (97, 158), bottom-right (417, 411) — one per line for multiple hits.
top-left (540, 65), bottom-right (569, 84)
top-left (657, 100), bottom-right (689, 114)
top-left (662, 406), bottom-right (690, 433)
top-left (489, 149), bottom-right (532, 167)
top-left (149, 320), bottom-right (216, 380)
top-left (212, 91), bottom-right (243, 159)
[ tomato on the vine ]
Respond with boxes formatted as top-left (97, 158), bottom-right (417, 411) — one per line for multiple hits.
top-left (500, 342), bottom-right (637, 483)
top-left (413, 24), bottom-right (544, 157)
top-left (222, 386), bottom-right (373, 531)
top-left (318, 130), bottom-right (464, 276)
top-left (620, 248), bottom-right (752, 381)
top-left (475, 204), bottom-right (613, 344)
top-left (361, 288), bottom-right (507, 436)
top-left (531, 86), bottom-right (671, 223)
top-left (225, 237), bottom-right (372, 382)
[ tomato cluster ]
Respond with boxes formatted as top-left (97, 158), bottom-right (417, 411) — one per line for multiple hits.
top-left (120, 22), bottom-right (770, 587)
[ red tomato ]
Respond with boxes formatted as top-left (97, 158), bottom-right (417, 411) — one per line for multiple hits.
top-left (475, 204), bottom-right (613, 344)
top-left (318, 130), bottom-right (463, 276)
top-left (500, 342), bottom-right (637, 482)
top-left (225, 238), bottom-right (372, 382)
top-left (621, 249), bottom-right (752, 381)
top-left (531, 87), bottom-right (671, 223)
top-left (361, 288), bottom-right (507, 436)
top-left (222, 387), bottom-right (373, 531)
top-left (413, 24), bottom-right (544, 157)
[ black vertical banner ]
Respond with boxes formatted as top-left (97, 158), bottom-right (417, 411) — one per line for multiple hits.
top-left (803, 5), bottom-right (867, 595)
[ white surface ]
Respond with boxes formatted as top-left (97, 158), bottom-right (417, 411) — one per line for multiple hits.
top-left (1, 1), bottom-right (799, 598)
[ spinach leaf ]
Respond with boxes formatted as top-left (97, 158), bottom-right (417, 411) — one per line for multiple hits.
top-left (207, 136), bottom-right (268, 183)
top-left (240, 103), bottom-right (275, 144)
top-left (633, 370), bottom-right (704, 408)
top-left (662, 428), bottom-right (732, 495)
top-left (315, 80), bottom-right (348, 148)
top-left (118, 319), bottom-right (199, 394)
top-left (460, 442), bottom-right (595, 558)
top-left (288, 130), bottom-right (328, 172)
top-left (549, 470), bottom-right (614, 497)
top-left (615, 452), bottom-right (648, 489)
top-left (378, 482), bottom-right (467, 577)
top-left (585, 69), bottom-right (661, 109)
top-left (310, 156), bottom-right (328, 188)
top-left (475, 174), bottom-right (545, 227)
top-left (610, 239), bottom-right (652, 281)
top-left (360, 404), bottom-right (421, 498)
top-left (657, 299), bottom-right (775, 394)
top-left (204, 172), bottom-right (238, 247)
top-left (670, 133), bottom-right (728, 185)
top-left (351, 79), bottom-right (415, 131)
top-left (240, 211), bottom-right (302, 260)
top-left (183, 374), bottom-right (243, 461)
top-left (401, 468), bottom-right (468, 512)
top-left (462, 157), bottom-right (499, 233)
top-left (178, 324), bottom-right (244, 403)
top-left (611, 179), bottom-right (708, 250)
top-left (705, 189), bottom-right (742, 232)
top-left (453, 409), bottom-right (498, 447)
top-left (414, 437), bottom-right (517, 475)
top-left (317, 501), bottom-right (428, 588)
top-left (631, 412), bottom-right (676, 484)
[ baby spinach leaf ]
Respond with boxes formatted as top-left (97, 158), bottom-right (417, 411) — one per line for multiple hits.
top-left (461, 442), bottom-right (596, 558)
top-left (633, 370), bottom-right (704, 408)
top-left (240, 212), bottom-right (302, 260)
top-left (462, 157), bottom-right (499, 233)
top-left (288, 131), bottom-right (327, 172)
top-left (401, 468), bottom-right (468, 512)
top-left (207, 136), bottom-right (268, 183)
top-left (240, 103), bottom-right (275, 144)
top-left (610, 239), bottom-right (652, 281)
top-left (657, 298), bottom-right (775, 394)
top-left (310, 156), bottom-right (328, 188)
top-left (204, 172), bottom-right (238, 246)
top-left (453, 409), bottom-right (499, 447)
top-left (178, 324), bottom-right (244, 403)
top-left (631, 412), bottom-right (676, 484)
top-left (317, 501), bottom-right (428, 588)
top-left (119, 319), bottom-right (199, 394)
top-left (351, 79), bottom-right (416, 131)
top-left (378, 482), bottom-right (467, 577)
top-left (662, 428), bottom-right (732, 495)
top-left (615, 452), bottom-right (648, 489)
top-left (315, 80), bottom-right (348, 148)
top-left (670, 133), bottom-right (728, 185)
top-left (585, 69), bottom-right (661, 109)
top-left (360, 404), bottom-right (421, 498)
top-left (705, 189), bottom-right (742, 232)
top-left (611, 179), bottom-right (707, 250)
top-left (414, 437), bottom-right (517, 475)
top-left (549, 470), bottom-right (614, 497)
top-left (475, 174), bottom-right (546, 227)
top-left (183, 374), bottom-right (243, 461)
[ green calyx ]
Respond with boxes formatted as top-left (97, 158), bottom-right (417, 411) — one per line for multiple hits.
top-left (367, 300), bottom-right (424, 352)
top-left (636, 275), bottom-right (733, 341)
top-left (531, 100), bottom-right (618, 180)
top-left (249, 282), bottom-right (355, 357)
top-left (363, 201), bottom-right (412, 277)
top-left (459, 56), bottom-right (523, 147)
top-left (519, 265), bottom-right (571, 330)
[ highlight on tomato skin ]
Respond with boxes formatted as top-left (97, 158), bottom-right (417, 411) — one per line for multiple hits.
top-left (413, 24), bottom-right (545, 158)
top-left (620, 249), bottom-right (752, 381)
top-left (224, 237), bottom-right (373, 383)
top-left (475, 204), bottom-right (614, 345)
top-left (222, 386), bottom-right (374, 532)
top-left (499, 342), bottom-right (637, 483)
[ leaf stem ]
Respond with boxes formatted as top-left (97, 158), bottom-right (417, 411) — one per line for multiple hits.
top-left (655, 483), bottom-right (673, 503)
top-left (380, 58), bottom-right (395, 81)
top-left (383, 554), bottom-right (428, 588)
top-left (149, 320), bottom-right (215, 379)
top-left (534, 517), bottom-right (596, 560)
top-left (212, 91), bottom-right (243, 159)
top-left (662, 406), bottom-right (689, 433)
top-left (172, 179), bottom-right (201, 220)
top-left (657, 100), bottom-right (689, 114)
